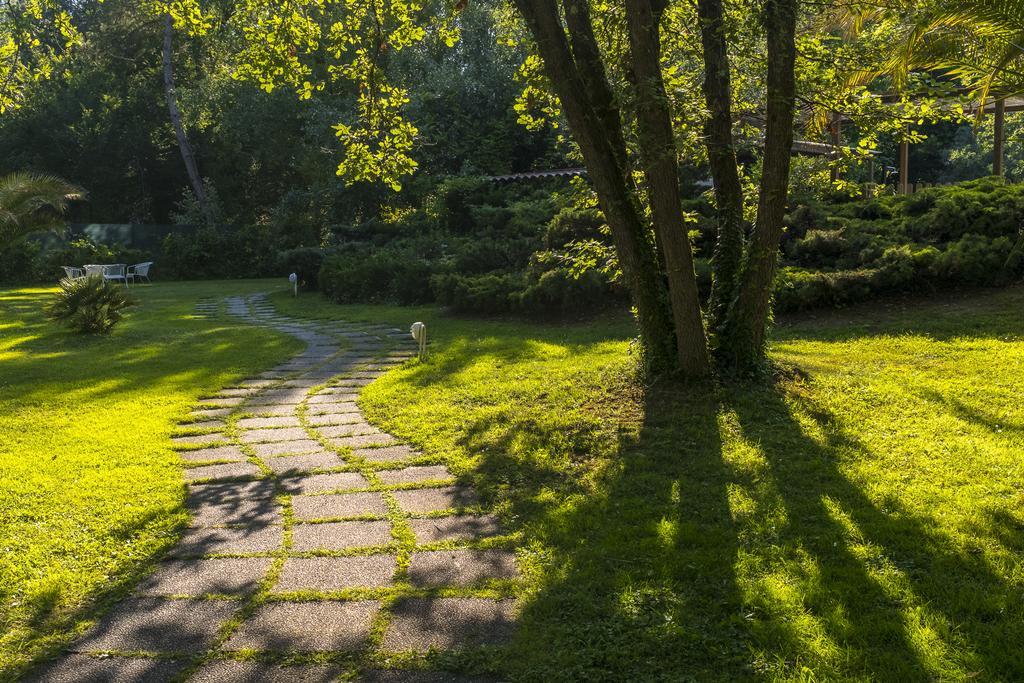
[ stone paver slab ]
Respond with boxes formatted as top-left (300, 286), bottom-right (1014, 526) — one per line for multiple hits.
top-left (377, 466), bottom-right (453, 486)
top-left (274, 555), bottom-right (396, 592)
top-left (136, 558), bottom-right (272, 596)
top-left (354, 445), bottom-right (419, 463)
top-left (292, 492), bottom-right (388, 520)
top-left (187, 481), bottom-right (279, 527)
top-left (306, 402), bottom-right (360, 415)
top-left (251, 439), bottom-right (324, 457)
top-left (198, 397), bottom-right (244, 407)
top-left (383, 598), bottom-right (515, 651)
top-left (237, 416), bottom-right (301, 429)
top-left (393, 487), bottom-right (478, 514)
top-left (334, 378), bottom-right (375, 387)
top-left (239, 427), bottom-right (310, 443)
top-left (316, 423), bottom-right (380, 439)
top-left (251, 405), bottom-right (296, 416)
top-left (408, 550), bottom-right (516, 587)
top-left (225, 601), bottom-right (379, 651)
top-left (189, 661), bottom-right (340, 683)
top-left (74, 598), bottom-right (235, 653)
top-left (173, 525), bottom-right (282, 556)
top-left (291, 521), bottom-right (392, 551)
top-left (263, 452), bottom-right (342, 475)
top-left (409, 515), bottom-right (502, 544)
top-left (178, 445), bottom-right (246, 463)
top-left (216, 387), bottom-right (259, 397)
top-left (280, 472), bottom-right (369, 495)
top-left (306, 412), bottom-right (363, 427)
top-left (308, 392), bottom-right (357, 404)
top-left (184, 461), bottom-right (260, 482)
top-left (29, 655), bottom-right (185, 682)
top-left (330, 434), bottom-right (398, 449)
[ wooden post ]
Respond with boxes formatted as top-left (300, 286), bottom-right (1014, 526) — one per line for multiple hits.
top-left (994, 98), bottom-right (1006, 177)
top-left (898, 127), bottom-right (909, 194)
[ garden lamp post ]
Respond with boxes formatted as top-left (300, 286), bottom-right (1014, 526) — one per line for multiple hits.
top-left (411, 322), bottom-right (427, 359)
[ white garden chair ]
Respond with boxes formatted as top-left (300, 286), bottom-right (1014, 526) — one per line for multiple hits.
top-left (101, 264), bottom-right (128, 286)
top-left (127, 262), bottom-right (153, 285)
top-left (61, 266), bottom-right (85, 280)
top-left (83, 264), bottom-right (105, 278)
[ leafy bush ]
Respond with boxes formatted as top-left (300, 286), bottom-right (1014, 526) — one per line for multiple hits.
top-left (431, 272), bottom-right (521, 313)
top-left (545, 205), bottom-right (605, 249)
top-left (932, 234), bottom-right (1015, 285)
top-left (787, 229), bottom-right (848, 268)
top-left (774, 268), bottom-right (879, 312)
top-left (0, 239), bottom-right (40, 283)
top-left (159, 226), bottom-right (279, 280)
top-left (786, 203), bottom-right (829, 237)
top-left (45, 276), bottom-right (135, 333)
top-left (319, 250), bottom-right (436, 305)
top-left (515, 266), bottom-right (612, 315)
top-left (278, 247), bottom-right (324, 290)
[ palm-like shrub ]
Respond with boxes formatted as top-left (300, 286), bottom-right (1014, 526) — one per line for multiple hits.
top-left (0, 172), bottom-right (85, 247)
top-left (45, 276), bottom-right (135, 334)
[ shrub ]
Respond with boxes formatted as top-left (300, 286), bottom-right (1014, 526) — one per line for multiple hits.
top-left (787, 203), bottom-right (829, 237)
top-left (45, 276), bottom-right (135, 334)
top-left (427, 176), bottom-right (494, 233)
top-left (515, 266), bottom-right (612, 315)
top-left (787, 229), bottom-right (848, 267)
top-left (278, 247), bottom-right (324, 290)
top-left (855, 200), bottom-right (891, 220)
top-left (0, 239), bottom-right (41, 283)
top-left (545, 206), bottom-right (605, 249)
top-left (431, 272), bottom-right (522, 313)
top-left (774, 268), bottom-right (878, 312)
top-left (159, 226), bottom-right (278, 280)
top-left (319, 250), bottom-right (436, 305)
top-left (931, 234), bottom-right (1014, 285)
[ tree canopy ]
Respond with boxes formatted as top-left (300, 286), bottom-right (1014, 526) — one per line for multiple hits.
top-left (2, 0), bottom-right (1018, 375)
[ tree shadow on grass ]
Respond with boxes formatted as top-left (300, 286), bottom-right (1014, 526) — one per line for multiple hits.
top-left (726, 382), bottom-right (1023, 680)
top-left (461, 372), bottom-right (1024, 681)
top-left (461, 381), bottom-right (749, 682)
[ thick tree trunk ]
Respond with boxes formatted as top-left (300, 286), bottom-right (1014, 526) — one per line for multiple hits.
top-left (720, 0), bottom-right (797, 371)
top-left (562, 0), bottom-right (631, 174)
top-left (514, 0), bottom-right (677, 373)
top-left (625, 0), bottom-right (710, 376)
top-left (163, 14), bottom-right (214, 225)
top-left (696, 0), bottom-right (745, 334)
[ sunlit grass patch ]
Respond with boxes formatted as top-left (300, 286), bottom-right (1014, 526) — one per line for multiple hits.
top-left (271, 286), bottom-right (1024, 681)
top-left (0, 280), bottom-right (300, 678)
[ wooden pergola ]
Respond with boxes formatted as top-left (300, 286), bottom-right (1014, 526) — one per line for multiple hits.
top-left (880, 96), bottom-right (1024, 194)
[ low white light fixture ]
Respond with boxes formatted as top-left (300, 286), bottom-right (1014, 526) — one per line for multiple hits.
top-left (410, 321), bottom-right (427, 359)
top-left (289, 272), bottom-right (298, 297)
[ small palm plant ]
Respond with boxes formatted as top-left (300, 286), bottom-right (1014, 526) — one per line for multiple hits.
top-left (45, 276), bottom-right (135, 334)
top-left (0, 172), bottom-right (85, 247)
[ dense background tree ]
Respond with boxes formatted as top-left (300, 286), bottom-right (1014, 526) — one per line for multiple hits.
top-left (2, 0), bottom-right (1020, 377)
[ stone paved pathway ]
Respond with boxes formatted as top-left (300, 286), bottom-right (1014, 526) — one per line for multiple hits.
top-left (36, 294), bottom-right (516, 682)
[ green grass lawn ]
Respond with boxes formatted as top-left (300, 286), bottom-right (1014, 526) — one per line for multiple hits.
top-left (3, 280), bottom-right (1022, 681)
top-left (270, 287), bottom-right (1024, 681)
top-left (0, 281), bottom-right (300, 678)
